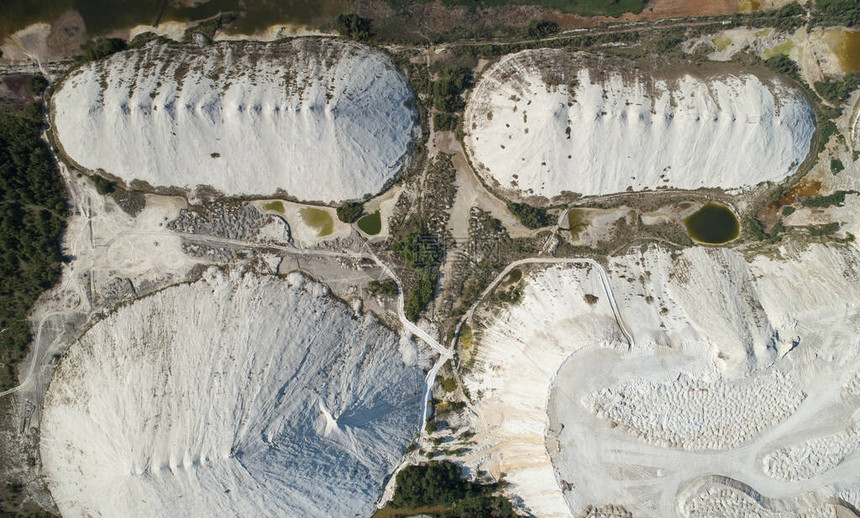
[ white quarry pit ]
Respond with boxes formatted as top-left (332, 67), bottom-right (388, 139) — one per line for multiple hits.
top-left (462, 244), bottom-right (860, 517)
top-left (40, 270), bottom-right (423, 518)
top-left (464, 49), bottom-right (815, 201)
top-left (52, 38), bottom-right (419, 203)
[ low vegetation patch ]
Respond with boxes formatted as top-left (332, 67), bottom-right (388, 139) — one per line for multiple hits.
top-left (334, 13), bottom-right (373, 41)
top-left (507, 202), bottom-right (552, 229)
top-left (437, 376), bottom-right (458, 392)
top-left (394, 232), bottom-right (444, 321)
top-left (434, 112), bottom-right (460, 132)
top-left (76, 37), bottom-right (127, 63)
top-left (433, 66), bottom-right (473, 113)
top-left (336, 201), bottom-right (364, 223)
top-left (801, 190), bottom-right (855, 208)
top-left (387, 0), bottom-right (645, 17)
top-left (0, 101), bottom-right (67, 390)
top-left (730, 2), bottom-right (807, 31)
top-left (460, 324), bottom-right (473, 348)
top-left (27, 75), bottom-right (48, 96)
top-left (91, 175), bottom-right (115, 195)
top-left (262, 201), bottom-right (285, 214)
top-left (368, 279), bottom-right (398, 297)
top-left (814, 72), bottom-right (860, 105)
top-left (389, 461), bottom-right (517, 518)
top-left (831, 158), bottom-right (845, 175)
top-left (809, 222), bottom-right (841, 237)
top-left (811, 0), bottom-right (860, 27)
top-left (745, 216), bottom-right (781, 244)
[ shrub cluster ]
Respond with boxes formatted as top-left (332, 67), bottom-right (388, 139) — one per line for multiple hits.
top-left (507, 202), bottom-right (552, 229)
top-left (368, 279), bottom-right (398, 296)
top-left (336, 201), bottom-right (364, 223)
top-left (814, 72), bottom-right (860, 105)
top-left (811, 0), bottom-right (860, 27)
top-left (832, 158), bottom-right (845, 174)
top-left (91, 175), bottom-right (115, 195)
top-left (801, 190), bottom-right (853, 208)
top-left (729, 2), bottom-right (806, 31)
top-left (433, 66), bottom-right (473, 113)
top-left (391, 461), bottom-right (517, 518)
top-left (393, 232), bottom-right (444, 321)
top-left (334, 14), bottom-right (373, 41)
top-left (76, 37), bottom-right (127, 62)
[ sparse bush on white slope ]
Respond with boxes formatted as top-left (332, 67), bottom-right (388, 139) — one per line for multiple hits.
top-left (40, 269), bottom-right (423, 518)
top-left (52, 38), bottom-right (418, 202)
top-left (465, 49), bottom-right (814, 200)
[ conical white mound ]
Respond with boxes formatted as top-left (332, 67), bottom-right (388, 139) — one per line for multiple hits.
top-left (41, 270), bottom-right (423, 518)
top-left (52, 38), bottom-right (419, 202)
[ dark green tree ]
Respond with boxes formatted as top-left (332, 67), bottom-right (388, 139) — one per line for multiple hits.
top-left (334, 14), bottom-right (373, 41)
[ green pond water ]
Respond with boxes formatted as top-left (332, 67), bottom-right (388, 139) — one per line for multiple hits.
top-left (262, 200), bottom-right (284, 214)
top-left (1, 0), bottom-right (349, 39)
top-left (567, 208), bottom-right (587, 238)
top-left (357, 211), bottom-right (381, 236)
top-left (683, 203), bottom-right (739, 245)
top-left (299, 207), bottom-right (333, 237)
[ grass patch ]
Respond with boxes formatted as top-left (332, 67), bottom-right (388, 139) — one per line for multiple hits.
top-left (762, 39), bottom-right (796, 59)
top-left (357, 211), bottom-right (382, 235)
top-left (438, 376), bottom-right (458, 392)
top-left (712, 36), bottom-right (732, 51)
top-left (460, 324), bottom-right (472, 349)
top-left (262, 200), bottom-right (284, 213)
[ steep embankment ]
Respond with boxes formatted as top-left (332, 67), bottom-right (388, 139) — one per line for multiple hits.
top-left (464, 49), bottom-right (815, 201)
top-left (40, 270), bottom-right (423, 518)
top-left (52, 38), bottom-right (419, 202)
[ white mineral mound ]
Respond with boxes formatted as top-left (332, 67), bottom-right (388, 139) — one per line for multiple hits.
top-left (463, 244), bottom-right (860, 517)
top-left (464, 49), bottom-right (815, 201)
top-left (40, 270), bottom-right (423, 518)
top-left (52, 38), bottom-right (418, 202)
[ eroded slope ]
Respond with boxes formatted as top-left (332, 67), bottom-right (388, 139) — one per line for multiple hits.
top-left (52, 38), bottom-right (418, 202)
top-left (40, 270), bottom-right (423, 518)
top-left (464, 50), bottom-right (814, 201)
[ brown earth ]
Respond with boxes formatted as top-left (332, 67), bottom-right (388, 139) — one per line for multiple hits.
top-left (0, 75), bottom-right (40, 104)
top-left (642, 0), bottom-right (738, 18)
top-left (46, 10), bottom-right (86, 57)
top-left (359, 0), bottom-right (748, 36)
